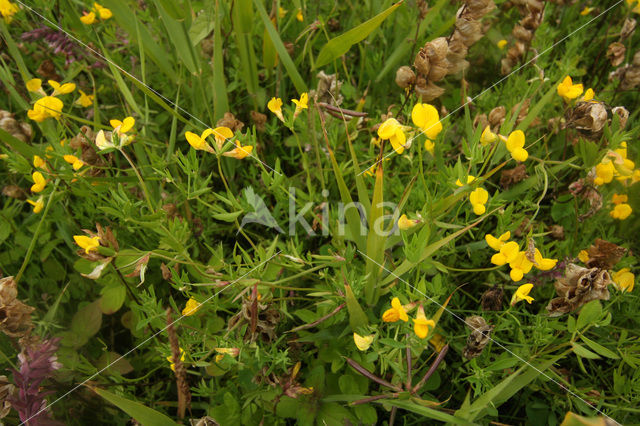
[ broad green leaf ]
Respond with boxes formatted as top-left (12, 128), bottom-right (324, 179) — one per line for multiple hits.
top-left (580, 336), bottom-right (619, 359)
top-left (383, 400), bottom-right (473, 424)
top-left (315, 2), bottom-right (403, 69)
top-left (189, 11), bottom-right (215, 46)
top-left (99, 285), bottom-right (127, 315)
top-left (152, 0), bottom-right (200, 74)
top-left (71, 301), bottom-right (103, 339)
top-left (577, 300), bottom-right (602, 330)
top-left (572, 342), bottom-right (601, 359)
top-left (95, 352), bottom-right (134, 375)
top-left (91, 387), bottom-right (178, 426)
top-left (345, 284), bottom-right (368, 331)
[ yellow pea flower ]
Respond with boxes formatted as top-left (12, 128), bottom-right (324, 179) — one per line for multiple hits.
top-left (27, 96), bottom-right (64, 122)
top-left (292, 93), bottom-right (308, 119)
top-left (110, 116), bottom-right (135, 134)
top-left (424, 139), bottom-right (435, 155)
top-left (497, 39), bottom-right (508, 49)
top-left (31, 171), bottom-right (46, 193)
top-left (75, 90), bottom-right (94, 107)
top-left (413, 305), bottom-right (435, 339)
top-left (0, 0), bottom-right (20, 23)
top-left (455, 175), bottom-right (476, 187)
top-left (166, 347), bottom-right (185, 372)
top-left (33, 155), bottom-right (46, 169)
top-left (582, 88), bottom-right (595, 101)
top-left (48, 80), bottom-right (76, 95)
top-left (182, 298), bottom-right (200, 316)
top-left (267, 97), bottom-right (285, 122)
top-left (80, 11), bottom-right (96, 24)
top-left (505, 130), bottom-right (528, 162)
top-left (73, 235), bottom-right (100, 254)
top-left (26, 196), bottom-right (44, 213)
top-left (610, 203), bottom-right (632, 220)
top-left (377, 118), bottom-right (407, 154)
top-left (511, 283), bottom-right (534, 305)
top-left (612, 268), bottom-right (634, 292)
top-left (223, 140), bottom-right (254, 159)
top-left (509, 252), bottom-right (533, 281)
top-left (278, 7), bottom-right (287, 18)
top-left (469, 187), bottom-right (489, 215)
top-left (485, 231), bottom-right (511, 251)
top-left (296, 9), bottom-right (303, 21)
top-left (398, 214), bottom-right (419, 230)
top-left (185, 129), bottom-right (216, 153)
top-left (480, 125), bottom-right (498, 146)
top-left (580, 6), bottom-right (593, 15)
top-left (593, 160), bottom-right (615, 185)
top-left (382, 297), bottom-right (408, 322)
top-left (63, 154), bottom-right (85, 170)
top-left (578, 250), bottom-right (590, 263)
top-left (26, 78), bottom-right (43, 93)
top-left (94, 2), bottom-right (112, 19)
top-left (557, 76), bottom-right (584, 101)
top-left (353, 332), bottom-right (374, 351)
top-left (411, 103), bottom-right (443, 140)
top-left (533, 248), bottom-right (558, 271)
top-left (491, 241), bottom-right (520, 266)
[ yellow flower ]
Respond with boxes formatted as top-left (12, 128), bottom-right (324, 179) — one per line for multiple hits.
top-left (580, 6), bottom-right (593, 15)
top-left (48, 80), bottom-right (76, 95)
top-left (80, 11), bottom-right (97, 24)
top-left (73, 235), bottom-right (100, 254)
top-left (182, 298), bottom-right (200, 316)
top-left (469, 187), bottom-right (489, 215)
top-left (292, 93), bottom-right (308, 119)
top-left (296, 9), bottom-right (303, 21)
top-left (582, 88), bottom-right (595, 101)
top-left (75, 90), bottom-right (94, 107)
top-left (110, 116), bottom-right (135, 134)
top-left (27, 96), bottom-right (64, 122)
top-left (578, 250), bottom-right (590, 263)
top-left (612, 193), bottom-right (628, 204)
top-left (480, 125), bottom-right (498, 146)
top-left (411, 103), bottom-right (443, 140)
top-left (505, 130), bottom-right (528, 162)
top-left (509, 252), bottom-right (533, 281)
top-left (353, 332), bottom-right (374, 351)
top-left (398, 214), bottom-right (419, 230)
top-left (211, 126), bottom-right (234, 150)
top-left (278, 7), bottom-right (287, 18)
top-left (223, 140), bottom-right (254, 159)
top-left (185, 129), bottom-right (216, 153)
top-left (610, 203), bottom-right (632, 220)
top-left (491, 241), bottom-right (520, 266)
top-left (267, 97), bottom-right (285, 122)
top-left (593, 160), bottom-right (615, 185)
top-left (382, 297), bottom-right (408, 322)
top-left (424, 139), bottom-right (435, 155)
top-left (511, 283), bottom-right (534, 305)
top-left (377, 118), bottom-right (406, 154)
top-left (63, 154), bottom-right (85, 170)
top-left (497, 39), bottom-right (508, 49)
top-left (93, 2), bottom-right (112, 19)
top-left (485, 231), bottom-right (510, 251)
top-left (413, 305), bottom-right (435, 339)
top-left (0, 0), bottom-right (19, 23)
top-left (455, 175), bottom-right (476, 187)
top-left (533, 248), bottom-right (558, 271)
top-left (30, 171), bottom-right (46, 193)
top-left (33, 155), bottom-right (46, 169)
top-left (26, 196), bottom-right (44, 213)
top-left (26, 78), bottom-right (42, 93)
top-left (166, 348), bottom-right (185, 372)
top-left (612, 268), bottom-right (634, 292)
top-left (429, 333), bottom-right (446, 352)
top-left (557, 76), bottom-right (584, 101)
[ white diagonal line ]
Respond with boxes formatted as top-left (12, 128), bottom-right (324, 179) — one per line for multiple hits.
top-left (20, 251), bottom-right (282, 426)
top-left (12, 0), bottom-right (282, 176)
top-left (356, 249), bottom-right (619, 424)
top-left (359, 0), bottom-right (625, 176)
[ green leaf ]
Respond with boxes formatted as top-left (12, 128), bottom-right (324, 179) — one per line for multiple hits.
top-left (152, 0), bottom-right (200, 74)
top-left (567, 315), bottom-right (576, 333)
top-left (71, 301), bottom-right (103, 339)
top-left (213, 211), bottom-right (243, 222)
top-left (580, 336), bottom-right (619, 359)
top-left (572, 342), bottom-right (601, 359)
top-left (576, 300), bottom-right (602, 330)
top-left (383, 400), bottom-right (473, 424)
top-left (91, 387), bottom-right (178, 426)
top-left (315, 2), bottom-right (403, 69)
top-left (253, 0), bottom-right (307, 93)
top-left (560, 412), bottom-right (610, 426)
top-left (95, 352), bottom-right (134, 375)
top-left (99, 285), bottom-right (127, 315)
top-left (345, 284), bottom-right (368, 331)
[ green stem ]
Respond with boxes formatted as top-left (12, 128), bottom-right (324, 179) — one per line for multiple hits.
top-left (120, 148), bottom-right (154, 211)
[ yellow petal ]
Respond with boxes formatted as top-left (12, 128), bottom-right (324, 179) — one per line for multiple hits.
top-left (26, 78), bottom-right (42, 92)
top-left (506, 130), bottom-right (525, 151)
top-left (185, 131), bottom-right (206, 150)
top-left (120, 117), bottom-right (135, 133)
top-left (353, 333), bottom-right (374, 351)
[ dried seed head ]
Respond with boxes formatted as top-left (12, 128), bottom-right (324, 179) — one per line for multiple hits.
top-left (612, 106), bottom-right (629, 129)
top-left (2, 185), bottom-right (26, 200)
top-left (500, 163), bottom-right (528, 189)
top-left (473, 113), bottom-right (489, 131)
top-left (586, 239), bottom-right (627, 270)
top-left (216, 112), bottom-right (244, 132)
top-left (488, 106), bottom-right (506, 128)
top-left (250, 111), bottom-right (267, 132)
top-left (426, 37), bottom-right (449, 60)
top-left (550, 225), bottom-right (565, 241)
top-left (621, 18), bottom-right (636, 40)
top-left (547, 263), bottom-right (611, 316)
top-left (565, 101), bottom-right (608, 140)
top-left (481, 286), bottom-right (503, 311)
top-left (0, 111), bottom-right (33, 143)
top-left (607, 42), bottom-right (626, 67)
top-left (414, 82), bottom-right (446, 101)
top-left (413, 49), bottom-right (431, 76)
top-left (0, 277), bottom-right (35, 338)
top-left (395, 65), bottom-right (416, 88)
top-left (463, 316), bottom-right (493, 359)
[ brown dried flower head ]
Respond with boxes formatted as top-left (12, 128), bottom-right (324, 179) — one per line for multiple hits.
top-left (585, 239), bottom-right (627, 270)
top-left (463, 315), bottom-right (493, 359)
top-left (546, 263), bottom-right (611, 316)
top-left (216, 112), bottom-right (244, 132)
top-left (0, 277), bottom-right (35, 338)
top-left (565, 101), bottom-right (608, 140)
top-left (607, 42), bottom-right (626, 67)
top-left (481, 286), bottom-right (503, 311)
top-left (395, 65), bottom-right (416, 89)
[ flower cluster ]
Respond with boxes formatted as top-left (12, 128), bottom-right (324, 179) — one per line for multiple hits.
top-left (376, 102), bottom-right (444, 156)
top-left (0, 0), bottom-right (19, 23)
top-left (26, 78), bottom-right (78, 122)
top-left (486, 232), bottom-right (558, 281)
top-left (80, 2), bottom-right (112, 25)
top-left (184, 125), bottom-right (252, 159)
top-left (481, 127), bottom-right (529, 162)
top-left (96, 116), bottom-right (136, 150)
top-left (268, 93), bottom-right (309, 123)
top-left (381, 298), bottom-right (435, 340)
top-left (557, 76), bottom-right (584, 102)
top-left (610, 193), bottom-right (632, 220)
top-left (456, 176), bottom-right (489, 215)
top-left (593, 142), bottom-right (639, 186)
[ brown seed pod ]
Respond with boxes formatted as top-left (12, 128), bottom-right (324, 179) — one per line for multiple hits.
top-left (546, 263), bottom-right (611, 316)
top-left (606, 42), bottom-right (626, 67)
top-left (463, 316), bottom-right (493, 359)
top-left (395, 65), bottom-right (416, 88)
